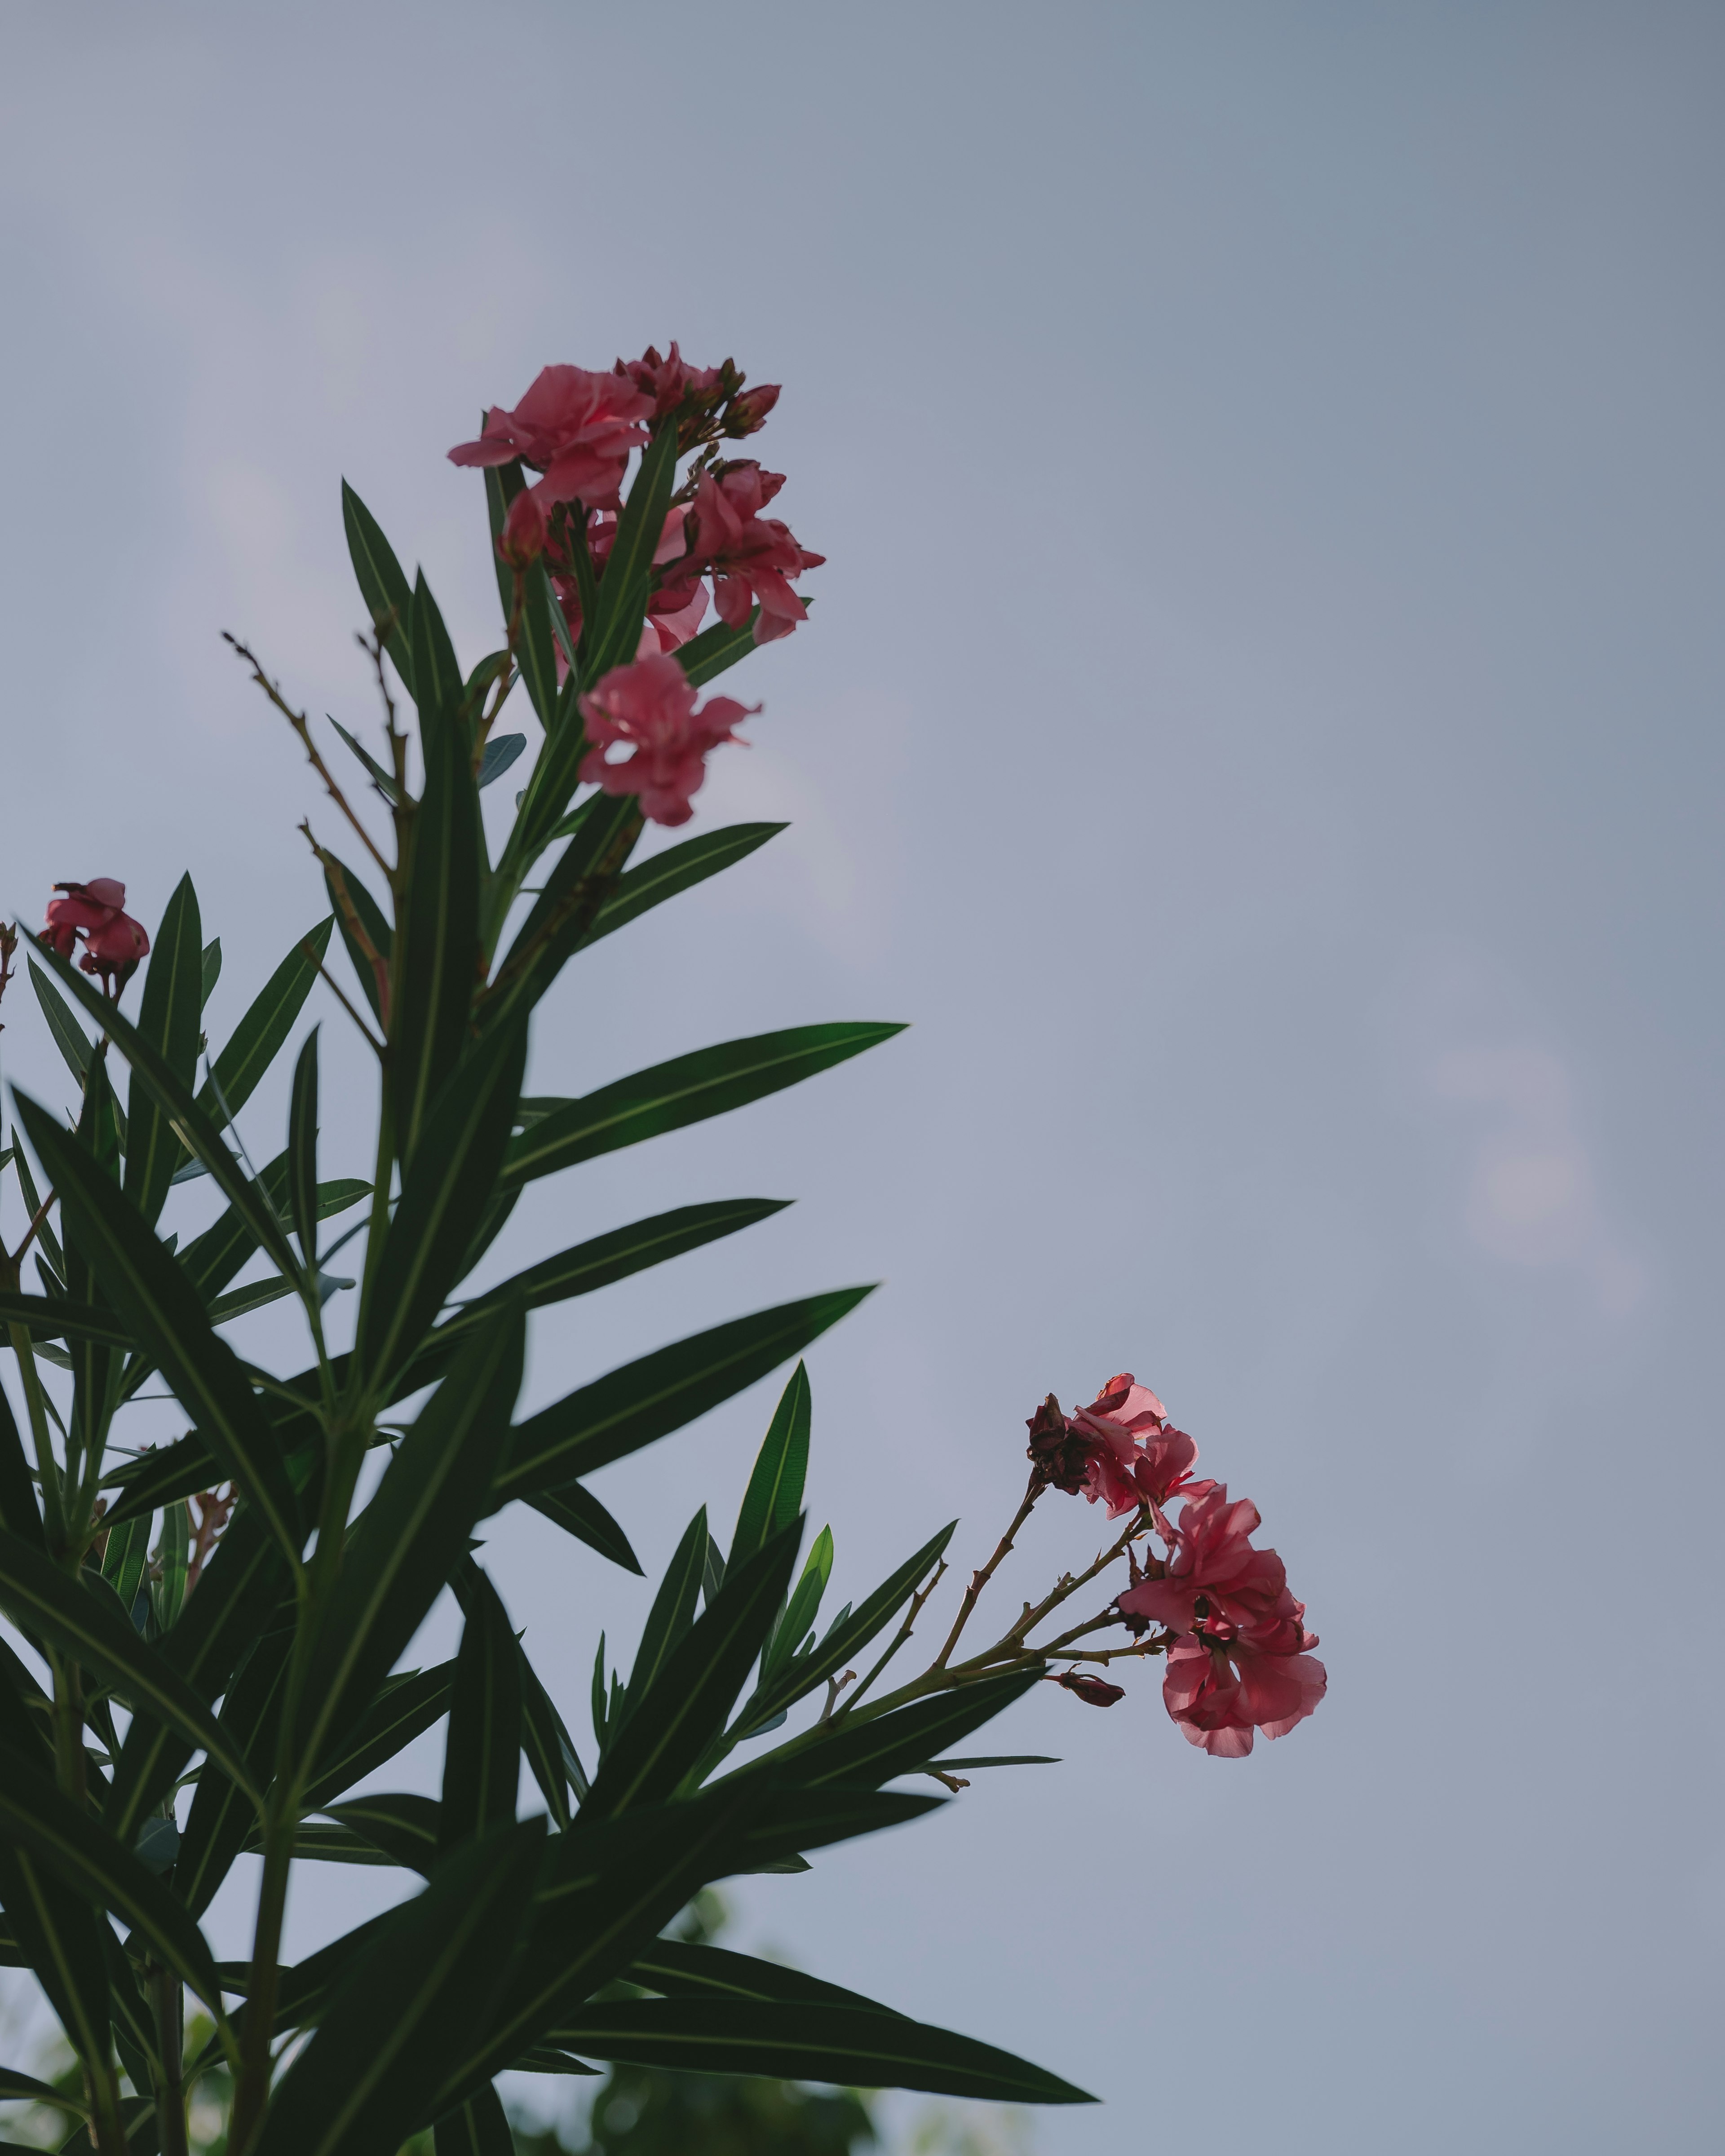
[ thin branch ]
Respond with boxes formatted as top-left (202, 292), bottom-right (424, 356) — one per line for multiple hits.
top-left (931, 1479), bottom-right (1043, 1672)
top-left (225, 632), bottom-right (393, 879)
top-left (302, 940), bottom-right (384, 1060)
top-left (302, 831), bottom-right (391, 1030)
top-left (7, 1182), bottom-right (56, 1268)
top-left (838, 1558), bottom-right (948, 1716)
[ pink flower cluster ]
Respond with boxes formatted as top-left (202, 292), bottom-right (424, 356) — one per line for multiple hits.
top-left (43, 879), bottom-right (150, 996)
top-left (450, 347), bottom-right (822, 658)
top-left (1029, 1377), bottom-right (1327, 1757)
top-left (577, 655), bottom-right (756, 828)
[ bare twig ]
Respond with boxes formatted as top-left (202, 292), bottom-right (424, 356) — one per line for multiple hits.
top-left (302, 939), bottom-right (384, 1060)
top-left (932, 1480), bottom-right (1043, 1672)
top-left (302, 832), bottom-right (391, 1030)
top-left (226, 633), bottom-right (393, 880)
top-left (839, 1558), bottom-right (948, 1716)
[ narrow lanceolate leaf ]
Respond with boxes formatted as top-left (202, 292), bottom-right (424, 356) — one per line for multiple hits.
top-left (177, 1155), bottom-right (368, 1309)
top-left (494, 1290), bottom-right (873, 1507)
top-left (0, 1744), bottom-right (224, 2009)
top-left (440, 1564), bottom-right (523, 1853)
top-left (732, 1361), bottom-right (811, 1569)
top-left (107, 1514), bottom-right (288, 1839)
top-left (175, 1622), bottom-right (295, 1918)
top-left (630, 1938), bottom-right (907, 2015)
top-left (580, 822), bottom-right (785, 951)
top-left (356, 1019), bottom-right (526, 1398)
top-left (299, 1305), bottom-right (524, 1776)
top-left (24, 931), bottom-right (302, 1284)
top-left (323, 854), bottom-right (393, 1025)
top-left (486, 465), bottom-right (557, 732)
top-left (518, 1644), bottom-right (588, 1827)
top-left (288, 1029), bottom-right (321, 1266)
top-left (27, 959), bottom-right (93, 1080)
top-left (434, 2083), bottom-right (515, 2156)
top-left (0, 1293), bottom-right (133, 1352)
top-left (525, 1479), bottom-right (641, 1574)
top-left (198, 919), bottom-right (332, 1124)
top-left (748, 1674), bottom-right (1043, 1794)
top-left (411, 569), bottom-right (467, 744)
top-left (0, 1387), bottom-right (43, 1549)
top-left (582, 421), bottom-right (681, 681)
top-left (674, 606), bottom-right (764, 687)
top-left (582, 1522), bottom-right (800, 1820)
top-left (546, 1997), bottom-right (1095, 2104)
top-left (391, 664), bottom-right (481, 1162)
top-left (742, 1523), bottom-right (958, 1732)
top-left (0, 1526), bottom-right (260, 1801)
top-left (302, 1661), bottom-right (456, 1811)
top-left (450, 1202), bottom-right (789, 1343)
top-left (342, 479), bottom-right (416, 695)
top-left (322, 1792), bottom-right (440, 1874)
top-left (123, 873), bottom-right (204, 1227)
top-left (483, 459), bottom-right (528, 622)
top-left (99, 1434), bottom-right (221, 1529)
top-left (501, 1024), bottom-right (906, 1189)
top-left (621, 1510), bottom-right (707, 1726)
top-left (0, 2062), bottom-right (89, 2109)
top-left (482, 793), bottom-right (641, 1033)
top-left (201, 937), bottom-right (222, 1005)
top-left (0, 1838), bottom-right (115, 2091)
top-left (254, 1821), bottom-right (545, 2156)
top-left (14, 1093), bottom-right (303, 1566)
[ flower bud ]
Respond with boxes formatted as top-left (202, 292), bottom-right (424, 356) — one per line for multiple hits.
top-left (498, 486), bottom-right (549, 569)
top-left (1054, 1670), bottom-right (1126, 1708)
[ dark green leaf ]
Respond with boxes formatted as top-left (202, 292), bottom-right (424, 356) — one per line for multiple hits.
top-left (357, 1018), bottom-right (526, 1398)
top-left (478, 731), bottom-right (526, 788)
top-left (175, 1621), bottom-right (294, 1917)
top-left (0, 1838), bottom-right (115, 2090)
top-left (929, 1754), bottom-right (1060, 1769)
top-left (484, 794), bottom-right (641, 1033)
top-left (199, 920), bottom-right (332, 1123)
top-left (583, 423), bottom-right (681, 681)
top-left (176, 1155), bottom-right (367, 1310)
top-left (583, 1522), bottom-right (800, 1820)
top-left (55, 2097), bottom-right (161, 2156)
top-left (524, 1479), bottom-right (641, 1574)
top-left (0, 1742), bottom-right (223, 2008)
top-left (330, 718), bottom-right (400, 802)
top-left (13, 1092), bottom-right (303, 1567)
top-left (501, 1025), bottom-right (906, 1189)
top-left (762, 1524), bottom-right (832, 1682)
top-left (675, 607), bottom-right (762, 688)
top-left (253, 1820), bottom-right (544, 2156)
top-left (301, 1660), bottom-right (456, 1811)
top-left (518, 1645), bottom-right (588, 1826)
top-left (297, 1304), bottom-right (523, 1777)
top-left (494, 1290), bottom-right (873, 1507)
top-left (0, 1525), bottom-right (260, 1802)
top-left (741, 1524), bottom-right (958, 1732)
top-left (200, 938), bottom-right (222, 1006)
top-left (732, 1360), bottom-right (811, 1569)
top-left (545, 1996), bottom-right (1094, 2103)
top-left (341, 479), bottom-right (416, 695)
top-left (757, 1675), bottom-right (1042, 1794)
top-left (323, 1791), bottom-right (440, 1873)
top-left (622, 1510), bottom-right (706, 1725)
top-left (440, 1563), bottom-right (522, 1852)
top-left (482, 459), bottom-right (528, 623)
top-left (288, 1029), bottom-right (320, 1266)
top-left (323, 854), bottom-right (392, 1025)
top-left (451, 1199), bottom-right (788, 1342)
top-left (100, 1507), bottom-right (148, 1606)
top-left (0, 2063), bottom-right (87, 2109)
top-left (27, 958), bottom-right (92, 1080)
top-left (0, 1292), bottom-right (132, 1351)
top-left (410, 568), bottom-right (466, 746)
top-left (434, 2084), bottom-right (513, 2156)
top-left (149, 1492), bottom-right (188, 1634)
top-left (123, 873), bottom-right (203, 1228)
top-left (629, 1938), bottom-right (905, 2015)
top-left (0, 1382), bottom-right (43, 1549)
top-left (579, 822), bottom-right (785, 951)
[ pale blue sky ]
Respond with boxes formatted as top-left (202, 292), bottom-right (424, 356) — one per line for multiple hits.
top-left (1, 6), bottom-right (1721, 2151)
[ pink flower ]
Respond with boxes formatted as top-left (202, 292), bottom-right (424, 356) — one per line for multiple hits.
top-left (44, 880), bottom-right (149, 995)
top-left (498, 486), bottom-right (549, 568)
top-left (679, 462), bottom-right (823, 643)
top-left (448, 366), bottom-right (655, 512)
top-left (723, 382), bottom-right (780, 437)
top-left (1161, 1635), bottom-right (1328, 1757)
top-left (546, 508), bottom-right (711, 681)
top-left (1116, 1485), bottom-right (1307, 1651)
top-left (1070, 1374), bottom-right (1212, 1517)
top-left (614, 341), bottom-right (725, 422)
top-left (577, 654), bottom-right (756, 826)
top-left (1053, 1670), bottom-right (1126, 1708)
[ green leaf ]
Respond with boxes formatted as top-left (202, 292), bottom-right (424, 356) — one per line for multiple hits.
top-left (545, 1997), bottom-right (1094, 2103)
top-left (762, 1524), bottom-right (832, 1681)
top-left (762, 1675), bottom-right (1042, 1794)
top-left (199, 919), bottom-right (332, 1124)
top-left (732, 1361), bottom-right (811, 1569)
top-left (391, 657), bottom-right (481, 1164)
top-left (455, 1203), bottom-right (789, 1345)
top-left (0, 2063), bottom-right (88, 2109)
top-left (440, 1563), bottom-right (522, 1853)
top-left (579, 822), bottom-right (785, 951)
top-left (622, 1510), bottom-right (707, 1725)
top-left (27, 958), bottom-right (92, 1080)
top-left (253, 1820), bottom-right (545, 2156)
top-left (176, 1155), bottom-right (367, 1310)
top-left (200, 937), bottom-right (223, 1007)
top-left (107, 1512), bottom-right (289, 1838)
top-left (123, 872), bottom-right (204, 1228)
top-left (523, 1479), bottom-right (641, 1574)
top-left (486, 463), bottom-right (558, 731)
top-left (175, 1621), bottom-right (295, 1917)
top-left (323, 1791), bottom-right (440, 1873)
top-left (929, 1754), bottom-right (1060, 1769)
top-left (149, 1492), bottom-right (188, 1634)
top-left (24, 930), bottom-right (304, 1286)
top-left (673, 607), bottom-right (764, 687)
top-left (518, 1645), bottom-right (588, 1826)
top-left (301, 1660), bottom-right (456, 1811)
top-left (330, 718), bottom-right (400, 803)
top-left (297, 1304), bottom-right (524, 1778)
top-left (357, 1017), bottom-right (527, 1397)
top-left (494, 1289), bottom-right (873, 1507)
top-left (0, 1383), bottom-right (43, 1549)
top-left (0, 1525), bottom-right (261, 1799)
top-left (288, 1028), bottom-right (320, 1266)
top-left (0, 1741), bottom-right (224, 2010)
top-left (342, 479), bottom-right (416, 695)
top-left (484, 794), bottom-right (641, 1032)
top-left (583, 1522), bottom-right (800, 1820)
top-left (482, 459), bottom-right (528, 624)
top-left (410, 568), bottom-right (467, 745)
top-left (323, 854), bottom-right (393, 1025)
top-left (478, 731), bottom-right (526, 788)
top-left (501, 1024), bottom-right (906, 1189)
top-left (0, 1837), bottom-right (115, 2093)
top-left (433, 2085), bottom-right (514, 2156)
top-left (583, 422), bottom-right (681, 680)
top-left (740, 1523), bottom-right (958, 1733)
top-left (100, 1507), bottom-right (148, 1604)
top-left (0, 1292), bottom-right (132, 1352)
top-left (629, 1937), bottom-right (906, 2015)
top-left (13, 1092), bottom-right (304, 1567)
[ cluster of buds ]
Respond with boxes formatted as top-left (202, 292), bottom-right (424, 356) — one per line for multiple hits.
top-left (613, 342), bottom-right (781, 453)
top-left (1026, 1377), bottom-right (1326, 1757)
top-left (42, 879), bottom-right (150, 998)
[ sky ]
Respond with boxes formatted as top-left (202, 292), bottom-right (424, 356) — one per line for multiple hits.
top-left (1, 4), bottom-right (1722, 2151)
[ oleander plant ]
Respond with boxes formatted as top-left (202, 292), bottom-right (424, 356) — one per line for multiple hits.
top-left (0, 347), bottom-right (1325, 2156)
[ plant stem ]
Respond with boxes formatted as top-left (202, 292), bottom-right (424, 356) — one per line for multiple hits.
top-left (232, 1800), bottom-right (294, 2149)
top-left (930, 1482), bottom-right (1041, 1671)
top-left (150, 1961), bottom-right (189, 2156)
top-left (5, 1318), bottom-right (65, 1549)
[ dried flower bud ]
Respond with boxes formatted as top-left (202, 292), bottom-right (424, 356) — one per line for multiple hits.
top-left (1054, 1670), bottom-right (1126, 1707)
